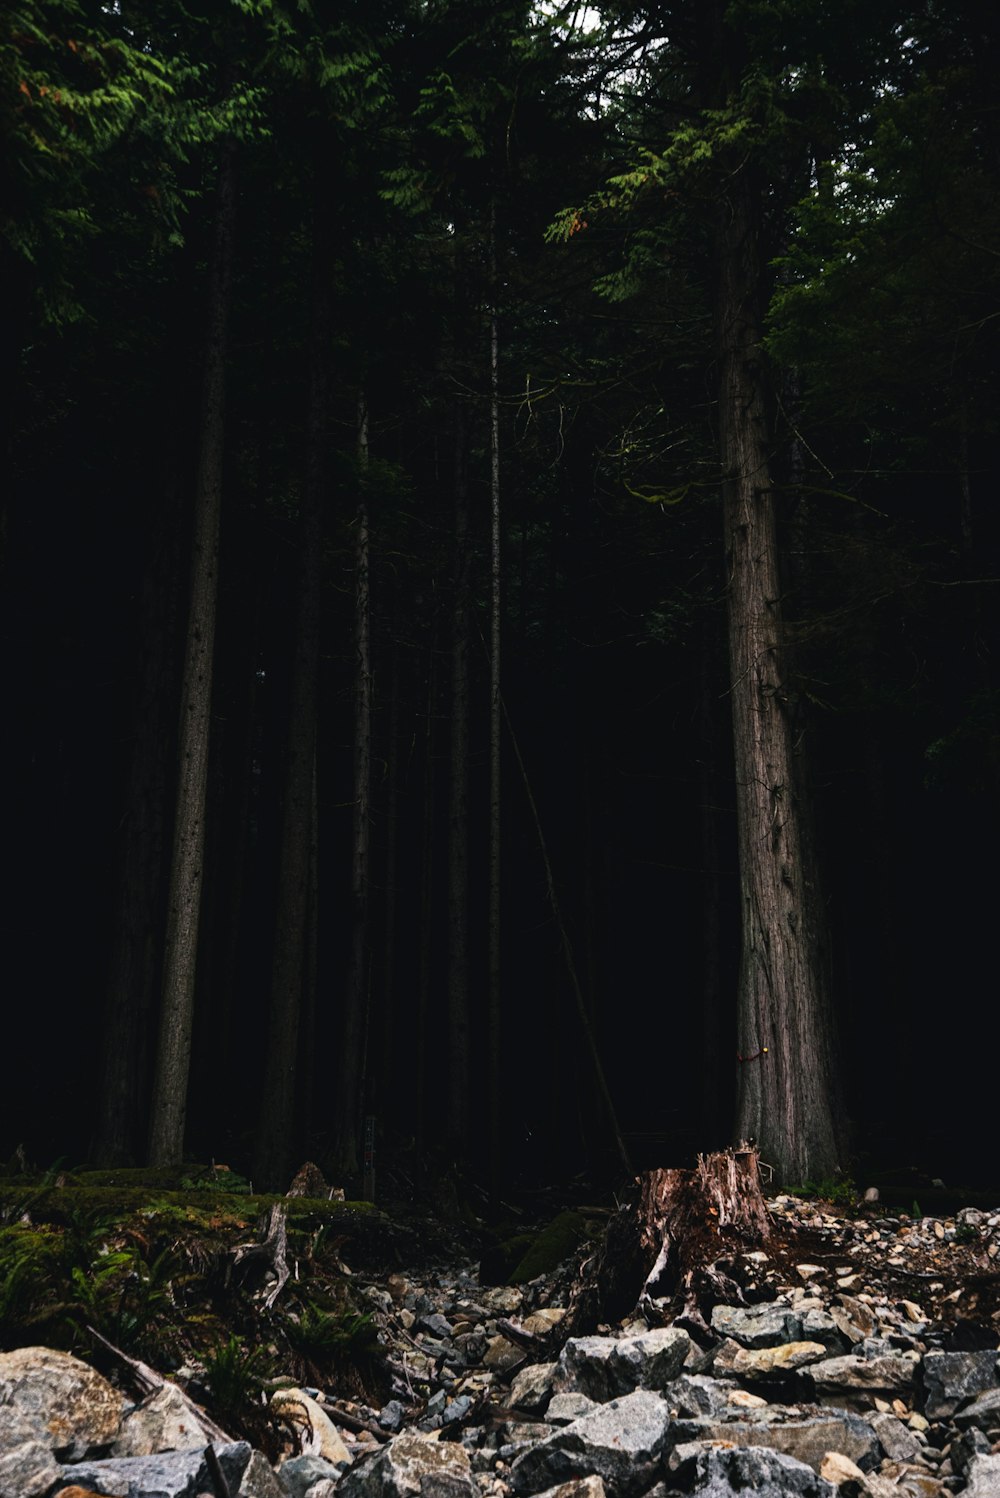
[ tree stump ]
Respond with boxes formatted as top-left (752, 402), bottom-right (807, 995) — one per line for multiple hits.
top-left (566, 1146), bottom-right (772, 1336)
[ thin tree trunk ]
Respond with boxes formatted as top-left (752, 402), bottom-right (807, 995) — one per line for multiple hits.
top-left (377, 638), bottom-right (401, 1117)
top-left (487, 205), bottom-right (503, 1184)
top-left (253, 194), bottom-right (329, 1190)
top-left (716, 167), bottom-right (842, 1185)
top-left (148, 144), bottom-right (236, 1166)
top-left (333, 391), bottom-right (372, 1175)
top-left (447, 404), bottom-right (472, 1150)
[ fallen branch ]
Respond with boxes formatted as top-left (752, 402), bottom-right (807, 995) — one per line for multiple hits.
top-left (86, 1326), bottom-right (234, 1446)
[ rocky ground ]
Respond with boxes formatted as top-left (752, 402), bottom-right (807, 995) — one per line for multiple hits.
top-left (2, 1182), bottom-right (1000, 1498)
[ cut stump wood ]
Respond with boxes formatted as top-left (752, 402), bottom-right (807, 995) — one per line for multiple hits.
top-left (567, 1145), bottom-right (773, 1335)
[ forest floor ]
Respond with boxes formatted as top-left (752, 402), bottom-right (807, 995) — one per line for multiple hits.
top-left (2, 1155), bottom-right (999, 1478)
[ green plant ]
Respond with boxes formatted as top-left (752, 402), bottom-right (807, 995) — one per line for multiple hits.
top-left (202, 1334), bottom-right (272, 1422)
top-left (286, 1302), bottom-right (377, 1365)
top-left (787, 1175), bottom-right (858, 1210)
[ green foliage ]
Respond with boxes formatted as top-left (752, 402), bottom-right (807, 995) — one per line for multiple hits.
top-left (285, 1301), bottom-right (378, 1369)
top-left (202, 1333), bottom-right (273, 1422)
top-left (787, 1176), bottom-right (858, 1210)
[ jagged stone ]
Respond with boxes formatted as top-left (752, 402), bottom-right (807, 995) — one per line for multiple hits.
top-left (336, 1430), bottom-right (476, 1498)
top-left (554, 1328), bottom-right (689, 1402)
top-left (670, 1441), bottom-right (836, 1496)
top-left (819, 1450), bottom-right (866, 1485)
top-left (57, 1440), bottom-right (280, 1498)
top-left (710, 1302), bottom-right (802, 1347)
top-left (509, 1362), bottom-right (558, 1413)
top-left (807, 1352), bottom-right (920, 1409)
top-left (509, 1389), bottom-right (673, 1496)
top-left (921, 1349), bottom-right (999, 1419)
top-left (546, 1393), bottom-right (599, 1424)
top-left (669, 1408), bottom-right (880, 1475)
top-left (277, 1453), bottom-right (346, 1498)
top-left (111, 1384), bottom-right (209, 1457)
top-left (874, 1460), bottom-right (946, 1496)
top-left (964, 1452), bottom-right (1000, 1497)
top-left (730, 1341), bottom-right (829, 1380)
top-left (0, 1437), bottom-right (60, 1498)
top-left (869, 1411), bottom-right (921, 1462)
top-left (952, 1387), bottom-right (1000, 1438)
top-left (0, 1346), bottom-right (124, 1459)
top-left (948, 1426), bottom-right (991, 1476)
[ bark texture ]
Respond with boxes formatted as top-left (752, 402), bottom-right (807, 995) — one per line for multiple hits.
top-left (148, 145), bottom-right (236, 1166)
top-left (715, 165), bottom-right (842, 1185)
top-left (567, 1147), bottom-right (772, 1334)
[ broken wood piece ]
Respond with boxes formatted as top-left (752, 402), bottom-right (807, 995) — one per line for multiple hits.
top-left (86, 1326), bottom-right (234, 1446)
top-left (230, 1202), bottom-right (290, 1309)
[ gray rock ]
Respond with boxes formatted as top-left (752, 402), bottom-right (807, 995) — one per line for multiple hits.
top-left (800, 1308), bottom-right (849, 1354)
top-left (553, 1337), bottom-right (617, 1401)
top-left (807, 1351), bottom-right (919, 1408)
top-left (948, 1427), bottom-right (992, 1476)
top-left (670, 1442), bottom-right (835, 1496)
top-left (0, 1400), bottom-right (47, 1456)
top-left (303, 1484), bottom-right (338, 1498)
top-left (662, 1373), bottom-right (734, 1418)
top-left (546, 1393), bottom-right (600, 1424)
top-left (509, 1389), bottom-right (672, 1496)
top-left (670, 1409), bottom-right (880, 1474)
top-left (964, 1452), bottom-right (1000, 1497)
top-left (870, 1411), bottom-right (922, 1462)
top-left (710, 1302), bottom-right (803, 1348)
top-left (509, 1362), bottom-right (558, 1413)
top-left (336, 1430), bottom-right (476, 1498)
top-left (0, 1438), bottom-right (60, 1498)
top-left (378, 1399), bottom-right (406, 1432)
top-left (922, 1350), bottom-right (999, 1419)
top-left (57, 1440), bottom-right (269, 1498)
top-left (554, 1328), bottom-right (690, 1402)
top-left (729, 1340), bottom-right (828, 1381)
top-left (112, 1385), bottom-right (209, 1457)
top-left (0, 1344), bottom-right (125, 1459)
top-left (278, 1453), bottom-right (347, 1498)
top-left (953, 1387), bottom-right (1000, 1439)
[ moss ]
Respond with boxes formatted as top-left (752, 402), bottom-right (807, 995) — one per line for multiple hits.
top-left (506, 1210), bottom-right (589, 1284)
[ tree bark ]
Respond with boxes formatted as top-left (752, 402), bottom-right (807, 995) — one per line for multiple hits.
top-left (715, 165), bottom-right (842, 1185)
top-left (567, 1146), bottom-right (771, 1334)
top-left (148, 143), bottom-right (236, 1166)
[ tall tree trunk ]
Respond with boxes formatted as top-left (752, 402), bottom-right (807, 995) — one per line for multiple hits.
top-left (253, 195), bottom-right (329, 1190)
top-left (333, 391), bottom-right (372, 1175)
top-left (447, 405), bottom-right (472, 1151)
top-left (415, 636), bottom-right (438, 1151)
top-left (487, 205), bottom-right (503, 1185)
top-left (148, 145), bottom-right (236, 1166)
top-left (715, 167), bottom-right (842, 1185)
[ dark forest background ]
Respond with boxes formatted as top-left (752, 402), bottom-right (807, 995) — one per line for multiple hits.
top-left (3, 0), bottom-right (998, 1191)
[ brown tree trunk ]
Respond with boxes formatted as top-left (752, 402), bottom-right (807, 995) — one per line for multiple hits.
top-left (568, 1147), bottom-right (771, 1334)
top-left (148, 144), bottom-right (236, 1166)
top-left (715, 165), bottom-right (842, 1186)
